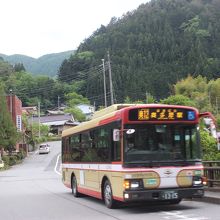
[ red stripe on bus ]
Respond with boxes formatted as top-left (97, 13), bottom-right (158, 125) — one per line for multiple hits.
top-left (78, 187), bottom-right (102, 199)
top-left (64, 183), bottom-right (71, 189)
top-left (62, 161), bottom-right (120, 164)
top-left (77, 187), bottom-right (124, 202)
top-left (113, 196), bottom-right (124, 202)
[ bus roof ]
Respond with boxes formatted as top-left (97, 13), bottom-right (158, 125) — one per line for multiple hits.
top-left (92, 104), bottom-right (135, 119)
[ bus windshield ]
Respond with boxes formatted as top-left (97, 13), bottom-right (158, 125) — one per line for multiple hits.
top-left (123, 124), bottom-right (201, 166)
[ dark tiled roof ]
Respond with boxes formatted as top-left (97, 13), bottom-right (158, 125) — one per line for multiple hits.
top-left (32, 114), bottom-right (73, 123)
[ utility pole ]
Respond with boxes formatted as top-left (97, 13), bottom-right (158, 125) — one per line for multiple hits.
top-left (9, 89), bottom-right (13, 115)
top-left (38, 101), bottom-right (41, 138)
top-left (146, 91), bottom-right (148, 104)
top-left (58, 96), bottom-right (60, 111)
top-left (107, 51), bottom-right (114, 105)
top-left (102, 59), bottom-right (107, 107)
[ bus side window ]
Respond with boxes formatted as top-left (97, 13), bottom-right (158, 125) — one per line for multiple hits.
top-left (96, 128), bottom-right (110, 162)
top-left (90, 130), bottom-right (96, 148)
top-left (81, 131), bottom-right (99, 162)
top-left (70, 135), bottom-right (81, 162)
top-left (62, 137), bottom-right (69, 163)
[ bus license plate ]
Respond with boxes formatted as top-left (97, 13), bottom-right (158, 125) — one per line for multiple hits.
top-left (162, 191), bottom-right (178, 200)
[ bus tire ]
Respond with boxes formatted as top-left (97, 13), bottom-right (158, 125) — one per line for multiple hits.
top-left (103, 180), bottom-right (117, 209)
top-left (71, 175), bottom-right (81, 197)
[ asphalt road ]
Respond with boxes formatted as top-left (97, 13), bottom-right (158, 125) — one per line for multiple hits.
top-left (0, 141), bottom-right (219, 220)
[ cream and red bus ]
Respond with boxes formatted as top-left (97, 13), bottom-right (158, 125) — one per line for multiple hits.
top-left (62, 104), bottom-right (209, 208)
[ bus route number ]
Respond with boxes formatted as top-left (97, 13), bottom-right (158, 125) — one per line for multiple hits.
top-left (162, 191), bottom-right (178, 200)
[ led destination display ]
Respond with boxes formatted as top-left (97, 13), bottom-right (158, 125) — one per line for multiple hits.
top-left (129, 108), bottom-right (196, 121)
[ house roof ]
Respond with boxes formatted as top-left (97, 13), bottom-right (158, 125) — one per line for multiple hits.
top-left (76, 104), bottom-right (94, 115)
top-left (32, 114), bottom-right (74, 124)
top-left (46, 110), bottom-right (65, 115)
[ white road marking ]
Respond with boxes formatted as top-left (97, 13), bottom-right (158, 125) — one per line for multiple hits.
top-left (54, 154), bottom-right (61, 175)
top-left (160, 211), bottom-right (209, 220)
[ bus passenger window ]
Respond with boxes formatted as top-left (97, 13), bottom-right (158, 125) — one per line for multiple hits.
top-left (70, 135), bottom-right (81, 162)
top-left (96, 128), bottom-right (110, 162)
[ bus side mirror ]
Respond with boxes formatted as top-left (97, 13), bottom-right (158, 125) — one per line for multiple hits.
top-left (113, 129), bottom-right (120, 142)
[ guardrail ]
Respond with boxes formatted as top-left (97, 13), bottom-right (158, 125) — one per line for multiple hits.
top-left (203, 161), bottom-right (220, 187)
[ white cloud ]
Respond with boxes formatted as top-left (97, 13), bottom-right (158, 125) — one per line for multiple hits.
top-left (0, 0), bottom-right (149, 58)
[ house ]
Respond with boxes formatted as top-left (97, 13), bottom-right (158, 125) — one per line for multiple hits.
top-left (6, 94), bottom-right (27, 152)
top-left (6, 95), bottom-right (22, 132)
top-left (76, 104), bottom-right (95, 120)
top-left (31, 113), bottom-right (78, 135)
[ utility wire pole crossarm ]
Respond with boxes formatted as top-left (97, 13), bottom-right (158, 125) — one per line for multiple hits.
top-left (107, 51), bottom-right (114, 105)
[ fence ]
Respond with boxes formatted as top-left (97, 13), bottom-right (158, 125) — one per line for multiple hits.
top-left (203, 161), bottom-right (220, 187)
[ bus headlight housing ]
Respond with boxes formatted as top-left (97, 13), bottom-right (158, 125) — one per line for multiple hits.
top-left (193, 176), bottom-right (204, 186)
top-left (123, 179), bottom-right (143, 190)
top-left (202, 176), bottom-right (208, 186)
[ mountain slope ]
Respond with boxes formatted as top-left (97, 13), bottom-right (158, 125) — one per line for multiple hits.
top-left (0, 50), bottom-right (75, 76)
top-left (58, 0), bottom-right (220, 104)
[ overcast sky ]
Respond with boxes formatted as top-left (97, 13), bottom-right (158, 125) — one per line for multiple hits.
top-left (0, 0), bottom-right (149, 58)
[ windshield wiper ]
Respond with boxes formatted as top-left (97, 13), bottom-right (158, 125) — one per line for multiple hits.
top-left (156, 159), bottom-right (201, 166)
top-left (124, 159), bottom-right (202, 168)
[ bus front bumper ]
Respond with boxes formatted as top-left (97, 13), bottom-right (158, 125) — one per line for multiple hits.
top-left (123, 187), bottom-right (204, 202)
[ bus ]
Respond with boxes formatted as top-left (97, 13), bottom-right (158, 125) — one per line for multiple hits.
top-left (61, 104), bottom-right (210, 208)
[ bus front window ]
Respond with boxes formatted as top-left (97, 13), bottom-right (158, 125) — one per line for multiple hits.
top-left (123, 124), bottom-right (201, 166)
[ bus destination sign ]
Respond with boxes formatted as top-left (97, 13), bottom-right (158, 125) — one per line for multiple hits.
top-left (129, 108), bottom-right (196, 121)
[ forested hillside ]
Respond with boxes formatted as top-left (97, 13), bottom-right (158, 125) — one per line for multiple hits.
top-left (58, 0), bottom-right (220, 105)
top-left (0, 50), bottom-right (74, 76)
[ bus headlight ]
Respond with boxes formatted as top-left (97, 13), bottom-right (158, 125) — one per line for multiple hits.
top-left (123, 179), bottom-right (143, 190)
top-left (202, 176), bottom-right (208, 186)
top-left (193, 176), bottom-right (203, 186)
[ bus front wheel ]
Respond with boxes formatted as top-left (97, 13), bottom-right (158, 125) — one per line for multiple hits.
top-left (103, 180), bottom-right (117, 209)
top-left (71, 175), bottom-right (81, 197)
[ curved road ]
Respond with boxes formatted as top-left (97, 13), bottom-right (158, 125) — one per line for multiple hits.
top-left (0, 141), bottom-right (219, 220)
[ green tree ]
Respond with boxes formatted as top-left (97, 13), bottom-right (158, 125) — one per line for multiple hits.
top-left (64, 92), bottom-right (89, 121)
top-left (174, 75), bottom-right (210, 111)
top-left (200, 130), bottom-right (220, 160)
top-left (160, 94), bottom-right (195, 106)
top-left (124, 96), bottom-right (132, 104)
top-left (0, 60), bottom-right (14, 80)
top-left (64, 107), bottom-right (86, 122)
top-left (0, 84), bottom-right (19, 157)
top-left (180, 15), bottom-right (210, 38)
top-left (208, 78), bottom-right (220, 115)
top-left (13, 63), bottom-right (26, 72)
top-left (65, 92), bottom-right (89, 107)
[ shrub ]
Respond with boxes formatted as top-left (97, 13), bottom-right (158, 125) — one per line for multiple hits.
top-left (8, 156), bottom-right (18, 166)
top-left (200, 130), bottom-right (220, 160)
